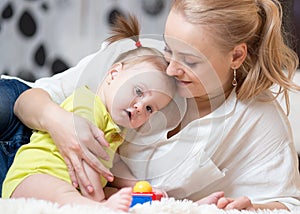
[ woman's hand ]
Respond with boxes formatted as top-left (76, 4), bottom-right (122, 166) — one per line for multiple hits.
top-left (15, 88), bottom-right (114, 193)
top-left (48, 111), bottom-right (114, 193)
top-left (216, 196), bottom-right (288, 210)
top-left (195, 191), bottom-right (224, 205)
top-left (217, 196), bottom-right (254, 210)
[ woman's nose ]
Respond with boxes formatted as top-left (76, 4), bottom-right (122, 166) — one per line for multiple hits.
top-left (166, 60), bottom-right (184, 77)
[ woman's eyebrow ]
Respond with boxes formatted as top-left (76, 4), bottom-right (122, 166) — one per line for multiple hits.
top-left (163, 34), bottom-right (203, 58)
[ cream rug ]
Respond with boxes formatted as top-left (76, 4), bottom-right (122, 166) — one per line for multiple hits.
top-left (0, 197), bottom-right (298, 214)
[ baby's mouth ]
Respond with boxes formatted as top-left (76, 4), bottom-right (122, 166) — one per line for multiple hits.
top-left (125, 109), bottom-right (132, 120)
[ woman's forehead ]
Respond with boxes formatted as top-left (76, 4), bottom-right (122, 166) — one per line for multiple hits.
top-left (164, 10), bottom-right (212, 56)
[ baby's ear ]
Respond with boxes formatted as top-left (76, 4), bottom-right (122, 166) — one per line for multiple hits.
top-left (108, 62), bottom-right (123, 81)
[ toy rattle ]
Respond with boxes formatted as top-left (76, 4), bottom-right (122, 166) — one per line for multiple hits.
top-left (130, 181), bottom-right (164, 207)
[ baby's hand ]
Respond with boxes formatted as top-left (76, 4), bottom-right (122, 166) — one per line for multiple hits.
top-left (195, 191), bottom-right (224, 205)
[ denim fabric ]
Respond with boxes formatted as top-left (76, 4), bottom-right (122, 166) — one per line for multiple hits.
top-left (0, 79), bottom-right (32, 196)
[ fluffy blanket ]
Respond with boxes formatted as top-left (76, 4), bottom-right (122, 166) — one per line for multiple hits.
top-left (0, 197), bottom-right (297, 214)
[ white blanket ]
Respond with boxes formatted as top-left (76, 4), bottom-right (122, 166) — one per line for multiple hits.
top-left (0, 197), bottom-right (296, 214)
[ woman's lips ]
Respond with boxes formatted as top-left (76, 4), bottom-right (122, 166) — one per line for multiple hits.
top-left (176, 79), bottom-right (191, 86)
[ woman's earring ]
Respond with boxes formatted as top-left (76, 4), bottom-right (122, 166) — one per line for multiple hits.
top-left (232, 69), bottom-right (237, 87)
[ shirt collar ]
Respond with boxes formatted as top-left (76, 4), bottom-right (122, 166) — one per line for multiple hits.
top-left (201, 89), bottom-right (237, 120)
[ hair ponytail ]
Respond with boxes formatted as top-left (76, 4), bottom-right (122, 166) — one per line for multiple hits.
top-left (106, 14), bottom-right (140, 45)
top-left (239, 0), bottom-right (299, 113)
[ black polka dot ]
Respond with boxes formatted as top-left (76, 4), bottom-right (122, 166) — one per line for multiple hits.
top-left (41, 2), bottom-right (49, 12)
top-left (1, 3), bottom-right (14, 19)
top-left (107, 8), bottom-right (125, 26)
top-left (142, 0), bottom-right (164, 16)
top-left (34, 44), bottom-right (47, 66)
top-left (51, 58), bottom-right (69, 74)
top-left (18, 10), bottom-right (37, 37)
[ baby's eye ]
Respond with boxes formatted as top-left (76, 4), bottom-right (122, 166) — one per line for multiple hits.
top-left (135, 87), bottom-right (143, 97)
top-left (146, 106), bottom-right (153, 113)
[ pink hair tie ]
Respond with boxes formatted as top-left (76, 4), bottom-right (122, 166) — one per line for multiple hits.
top-left (135, 40), bottom-right (142, 48)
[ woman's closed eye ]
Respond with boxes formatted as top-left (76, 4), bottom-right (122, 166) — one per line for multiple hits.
top-left (183, 60), bottom-right (198, 67)
top-left (182, 55), bottom-right (202, 67)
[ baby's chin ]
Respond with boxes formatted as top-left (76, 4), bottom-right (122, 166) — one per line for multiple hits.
top-left (127, 123), bottom-right (143, 130)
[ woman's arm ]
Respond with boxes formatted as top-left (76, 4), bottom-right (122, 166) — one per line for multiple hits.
top-left (14, 88), bottom-right (114, 193)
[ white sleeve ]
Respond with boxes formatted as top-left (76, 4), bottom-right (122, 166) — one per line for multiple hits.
top-left (33, 51), bottom-right (97, 104)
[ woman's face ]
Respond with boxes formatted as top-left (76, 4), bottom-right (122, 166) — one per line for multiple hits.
top-left (164, 9), bottom-right (233, 99)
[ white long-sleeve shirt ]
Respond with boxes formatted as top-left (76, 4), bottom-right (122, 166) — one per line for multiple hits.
top-left (118, 89), bottom-right (300, 211)
top-left (4, 38), bottom-right (300, 211)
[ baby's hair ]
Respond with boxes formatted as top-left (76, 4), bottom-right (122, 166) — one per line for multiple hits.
top-left (106, 14), bottom-right (176, 98)
top-left (106, 14), bottom-right (166, 71)
top-left (106, 14), bottom-right (140, 46)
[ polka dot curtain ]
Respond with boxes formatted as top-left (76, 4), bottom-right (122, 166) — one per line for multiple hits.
top-left (0, 0), bottom-right (171, 81)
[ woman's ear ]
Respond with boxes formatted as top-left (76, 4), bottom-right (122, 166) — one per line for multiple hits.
top-left (231, 43), bottom-right (247, 69)
top-left (107, 62), bottom-right (123, 83)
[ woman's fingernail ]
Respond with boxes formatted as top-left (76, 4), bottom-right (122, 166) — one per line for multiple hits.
top-left (87, 185), bottom-right (94, 193)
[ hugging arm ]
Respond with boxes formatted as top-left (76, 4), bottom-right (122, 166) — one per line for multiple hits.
top-left (14, 88), bottom-right (114, 193)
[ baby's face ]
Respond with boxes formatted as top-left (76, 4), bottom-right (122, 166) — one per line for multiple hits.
top-left (105, 63), bottom-right (173, 129)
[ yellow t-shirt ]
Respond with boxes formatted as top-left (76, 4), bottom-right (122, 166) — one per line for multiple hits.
top-left (2, 86), bottom-right (124, 198)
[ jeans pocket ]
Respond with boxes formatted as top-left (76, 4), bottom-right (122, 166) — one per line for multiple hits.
top-left (0, 134), bottom-right (30, 158)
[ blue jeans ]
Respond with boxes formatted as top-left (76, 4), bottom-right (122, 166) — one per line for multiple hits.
top-left (0, 79), bottom-right (32, 196)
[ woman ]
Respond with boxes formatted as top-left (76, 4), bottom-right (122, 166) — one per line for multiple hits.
top-left (1, 0), bottom-right (300, 211)
top-left (114, 0), bottom-right (300, 210)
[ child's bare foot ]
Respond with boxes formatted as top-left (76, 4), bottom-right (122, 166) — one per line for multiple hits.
top-left (104, 187), bottom-right (132, 212)
top-left (195, 191), bottom-right (224, 205)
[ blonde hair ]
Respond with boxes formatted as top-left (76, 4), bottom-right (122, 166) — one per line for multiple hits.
top-left (172, 0), bottom-right (299, 113)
